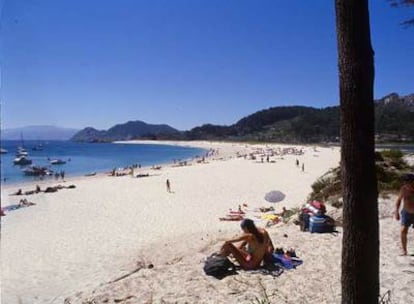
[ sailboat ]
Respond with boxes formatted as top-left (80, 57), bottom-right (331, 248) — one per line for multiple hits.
top-left (16, 132), bottom-right (27, 155)
top-left (14, 133), bottom-right (32, 165)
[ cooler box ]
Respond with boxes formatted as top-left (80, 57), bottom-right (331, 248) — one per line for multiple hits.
top-left (309, 214), bottom-right (334, 233)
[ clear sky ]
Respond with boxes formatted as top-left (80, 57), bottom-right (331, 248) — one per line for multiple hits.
top-left (1, 0), bottom-right (413, 131)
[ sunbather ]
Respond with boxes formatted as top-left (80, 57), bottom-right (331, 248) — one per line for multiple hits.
top-left (220, 218), bottom-right (274, 270)
top-left (229, 205), bottom-right (245, 214)
top-left (19, 199), bottom-right (35, 207)
top-left (259, 206), bottom-right (274, 212)
top-left (10, 189), bottom-right (23, 196)
top-left (219, 214), bottom-right (244, 221)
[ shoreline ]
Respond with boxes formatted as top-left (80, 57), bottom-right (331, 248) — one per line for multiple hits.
top-left (0, 140), bottom-right (305, 194)
top-left (3, 139), bottom-right (412, 190)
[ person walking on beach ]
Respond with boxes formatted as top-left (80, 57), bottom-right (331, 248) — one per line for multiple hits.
top-left (166, 179), bottom-right (171, 193)
top-left (220, 218), bottom-right (274, 270)
top-left (395, 173), bottom-right (414, 256)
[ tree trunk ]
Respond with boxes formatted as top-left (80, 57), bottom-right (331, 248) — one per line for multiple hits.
top-left (335, 1), bottom-right (379, 303)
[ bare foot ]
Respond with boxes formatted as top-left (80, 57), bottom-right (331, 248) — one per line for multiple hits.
top-left (400, 251), bottom-right (408, 256)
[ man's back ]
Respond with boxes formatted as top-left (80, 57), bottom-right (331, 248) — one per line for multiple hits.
top-left (401, 184), bottom-right (414, 213)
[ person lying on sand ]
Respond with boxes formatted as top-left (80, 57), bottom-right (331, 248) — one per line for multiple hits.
top-left (228, 205), bottom-right (245, 214)
top-left (219, 214), bottom-right (244, 221)
top-left (44, 186), bottom-right (58, 193)
top-left (43, 184), bottom-right (76, 193)
top-left (10, 189), bottom-right (23, 196)
top-left (275, 207), bottom-right (294, 222)
top-left (19, 199), bottom-right (36, 207)
top-left (136, 173), bottom-right (150, 178)
top-left (259, 206), bottom-right (274, 212)
top-left (220, 218), bottom-right (274, 270)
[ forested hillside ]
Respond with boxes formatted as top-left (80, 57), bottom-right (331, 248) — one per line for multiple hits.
top-left (71, 93), bottom-right (414, 143)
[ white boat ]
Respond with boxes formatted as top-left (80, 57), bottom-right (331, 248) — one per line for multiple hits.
top-left (16, 149), bottom-right (29, 157)
top-left (0, 148), bottom-right (8, 154)
top-left (50, 159), bottom-right (66, 165)
top-left (13, 156), bottom-right (33, 166)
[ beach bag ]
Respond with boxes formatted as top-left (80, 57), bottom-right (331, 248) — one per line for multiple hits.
top-left (309, 214), bottom-right (335, 233)
top-left (203, 253), bottom-right (236, 279)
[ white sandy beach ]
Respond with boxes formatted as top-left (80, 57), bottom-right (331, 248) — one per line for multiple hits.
top-left (1, 141), bottom-right (413, 303)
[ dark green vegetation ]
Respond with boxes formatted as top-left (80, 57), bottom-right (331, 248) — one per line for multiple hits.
top-left (71, 93), bottom-right (414, 143)
top-left (309, 149), bottom-right (414, 206)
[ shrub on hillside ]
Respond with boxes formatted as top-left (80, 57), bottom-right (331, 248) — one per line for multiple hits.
top-left (309, 149), bottom-right (413, 204)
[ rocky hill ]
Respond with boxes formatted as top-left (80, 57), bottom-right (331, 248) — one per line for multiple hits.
top-left (71, 120), bottom-right (180, 142)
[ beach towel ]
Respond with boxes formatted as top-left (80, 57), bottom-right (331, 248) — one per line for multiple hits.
top-left (271, 253), bottom-right (303, 270)
top-left (2, 204), bottom-right (27, 212)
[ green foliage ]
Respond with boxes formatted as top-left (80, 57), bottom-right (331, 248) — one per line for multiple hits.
top-left (380, 149), bottom-right (404, 160)
top-left (182, 93), bottom-right (413, 143)
top-left (309, 149), bottom-right (414, 203)
top-left (309, 168), bottom-right (341, 201)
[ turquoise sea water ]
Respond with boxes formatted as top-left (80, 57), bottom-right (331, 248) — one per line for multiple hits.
top-left (0, 140), bottom-right (206, 184)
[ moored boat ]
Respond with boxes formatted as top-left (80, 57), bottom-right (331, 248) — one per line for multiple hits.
top-left (50, 159), bottom-right (66, 165)
top-left (16, 147), bottom-right (29, 157)
top-left (22, 166), bottom-right (53, 176)
top-left (13, 156), bottom-right (33, 166)
top-left (0, 148), bottom-right (8, 154)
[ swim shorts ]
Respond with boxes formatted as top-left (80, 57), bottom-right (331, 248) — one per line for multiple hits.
top-left (401, 209), bottom-right (414, 228)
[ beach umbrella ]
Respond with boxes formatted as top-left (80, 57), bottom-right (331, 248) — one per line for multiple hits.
top-left (264, 190), bottom-right (285, 203)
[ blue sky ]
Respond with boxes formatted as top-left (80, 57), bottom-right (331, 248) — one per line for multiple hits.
top-left (1, 0), bottom-right (413, 131)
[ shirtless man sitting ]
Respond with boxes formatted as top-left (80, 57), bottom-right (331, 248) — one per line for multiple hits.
top-left (220, 218), bottom-right (274, 269)
top-left (395, 173), bottom-right (414, 256)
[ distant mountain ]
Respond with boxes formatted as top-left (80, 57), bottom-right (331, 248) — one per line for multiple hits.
top-left (71, 120), bottom-right (181, 142)
top-left (1, 125), bottom-right (80, 140)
